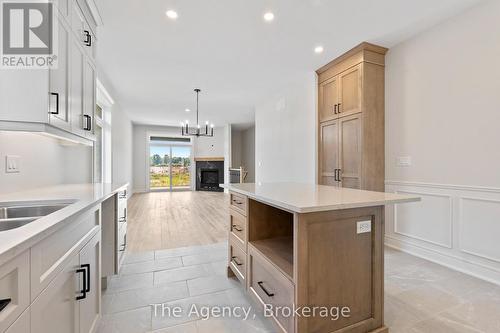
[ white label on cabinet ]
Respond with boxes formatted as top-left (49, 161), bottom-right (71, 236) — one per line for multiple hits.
top-left (357, 221), bottom-right (371, 234)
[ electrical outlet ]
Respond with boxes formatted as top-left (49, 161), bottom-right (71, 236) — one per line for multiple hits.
top-left (357, 220), bottom-right (371, 234)
top-left (5, 155), bottom-right (20, 173)
top-left (397, 156), bottom-right (412, 167)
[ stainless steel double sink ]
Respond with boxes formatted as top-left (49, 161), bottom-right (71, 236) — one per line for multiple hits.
top-left (0, 202), bottom-right (73, 231)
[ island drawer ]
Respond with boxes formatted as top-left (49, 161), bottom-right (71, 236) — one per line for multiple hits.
top-left (248, 246), bottom-right (294, 333)
top-left (228, 238), bottom-right (246, 283)
top-left (229, 209), bottom-right (247, 249)
top-left (230, 192), bottom-right (247, 216)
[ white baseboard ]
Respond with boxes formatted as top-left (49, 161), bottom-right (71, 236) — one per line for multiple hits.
top-left (385, 235), bottom-right (500, 286)
top-left (385, 180), bottom-right (500, 286)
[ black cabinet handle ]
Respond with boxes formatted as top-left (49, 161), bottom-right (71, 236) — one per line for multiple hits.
top-left (257, 281), bottom-right (275, 297)
top-left (0, 298), bottom-right (11, 312)
top-left (338, 103), bottom-right (342, 113)
top-left (334, 104), bottom-right (338, 114)
top-left (338, 169), bottom-right (342, 182)
top-left (76, 265), bottom-right (87, 300)
top-left (82, 263), bottom-right (90, 293)
top-left (232, 224), bottom-right (243, 232)
top-left (83, 115), bottom-right (92, 131)
top-left (232, 200), bottom-right (243, 205)
top-left (84, 30), bottom-right (92, 46)
top-left (49, 92), bottom-right (59, 114)
top-left (334, 169), bottom-right (338, 181)
top-left (231, 256), bottom-right (243, 266)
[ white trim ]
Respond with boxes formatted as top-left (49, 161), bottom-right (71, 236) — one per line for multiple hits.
top-left (393, 190), bottom-right (453, 249)
top-left (96, 78), bottom-right (115, 107)
top-left (85, 0), bottom-right (103, 26)
top-left (385, 180), bottom-right (500, 193)
top-left (458, 196), bottom-right (500, 263)
top-left (385, 180), bottom-right (500, 285)
top-left (385, 236), bottom-right (500, 286)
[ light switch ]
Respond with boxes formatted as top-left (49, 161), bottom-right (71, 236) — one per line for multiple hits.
top-left (5, 155), bottom-right (20, 173)
top-left (397, 156), bottom-right (412, 167)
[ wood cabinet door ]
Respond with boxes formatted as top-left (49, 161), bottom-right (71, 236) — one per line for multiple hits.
top-left (30, 255), bottom-right (79, 333)
top-left (339, 114), bottom-right (362, 189)
top-left (318, 77), bottom-right (339, 122)
top-left (319, 120), bottom-right (339, 186)
top-left (338, 64), bottom-right (362, 118)
top-left (48, 16), bottom-right (71, 131)
top-left (79, 232), bottom-right (101, 333)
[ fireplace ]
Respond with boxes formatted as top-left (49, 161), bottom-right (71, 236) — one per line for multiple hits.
top-left (195, 160), bottom-right (224, 191)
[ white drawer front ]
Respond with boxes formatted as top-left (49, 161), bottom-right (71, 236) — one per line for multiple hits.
top-left (30, 205), bottom-right (100, 300)
top-left (0, 251), bottom-right (29, 332)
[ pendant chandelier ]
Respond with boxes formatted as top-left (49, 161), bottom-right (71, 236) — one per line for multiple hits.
top-left (181, 89), bottom-right (214, 137)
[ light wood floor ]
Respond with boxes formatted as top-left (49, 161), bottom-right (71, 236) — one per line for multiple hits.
top-left (127, 191), bottom-right (229, 252)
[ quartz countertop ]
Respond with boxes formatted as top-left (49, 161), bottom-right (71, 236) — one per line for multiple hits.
top-left (0, 183), bottom-right (128, 265)
top-left (222, 182), bottom-right (420, 213)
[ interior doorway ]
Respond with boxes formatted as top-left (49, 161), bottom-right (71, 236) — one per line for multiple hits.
top-left (148, 136), bottom-right (192, 191)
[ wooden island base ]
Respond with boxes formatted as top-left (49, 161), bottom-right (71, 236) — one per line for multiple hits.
top-left (226, 192), bottom-right (387, 333)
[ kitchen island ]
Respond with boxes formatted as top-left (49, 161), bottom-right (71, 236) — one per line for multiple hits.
top-left (222, 183), bottom-right (419, 333)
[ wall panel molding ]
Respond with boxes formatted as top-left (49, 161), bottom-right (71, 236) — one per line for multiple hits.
top-left (385, 180), bottom-right (500, 285)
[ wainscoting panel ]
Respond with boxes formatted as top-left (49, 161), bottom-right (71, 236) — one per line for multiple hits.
top-left (385, 181), bottom-right (500, 285)
top-left (459, 197), bottom-right (500, 263)
top-left (394, 191), bottom-right (452, 248)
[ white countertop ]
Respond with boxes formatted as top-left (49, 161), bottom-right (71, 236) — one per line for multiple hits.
top-left (0, 183), bottom-right (128, 265)
top-left (222, 182), bottom-right (420, 213)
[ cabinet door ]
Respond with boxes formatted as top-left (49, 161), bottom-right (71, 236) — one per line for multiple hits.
top-left (79, 233), bottom-right (101, 333)
top-left (70, 38), bottom-right (86, 137)
top-left (339, 114), bottom-right (362, 189)
top-left (5, 308), bottom-right (29, 333)
top-left (48, 16), bottom-right (71, 131)
top-left (338, 64), bottom-right (362, 117)
top-left (319, 120), bottom-right (339, 186)
top-left (30, 255), bottom-right (79, 333)
top-left (318, 77), bottom-right (339, 122)
top-left (83, 59), bottom-right (96, 140)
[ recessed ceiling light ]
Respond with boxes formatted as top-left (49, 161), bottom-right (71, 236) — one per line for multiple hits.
top-left (314, 46), bottom-right (324, 54)
top-left (185, 108), bottom-right (190, 112)
top-left (263, 12), bottom-right (274, 22)
top-left (166, 10), bottom-right (178, 19)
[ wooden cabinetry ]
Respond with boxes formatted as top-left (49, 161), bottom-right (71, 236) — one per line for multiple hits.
top-left (226, 190), bottom-right (388, 333)
top-left (317, 43), bottom-right (387, 191)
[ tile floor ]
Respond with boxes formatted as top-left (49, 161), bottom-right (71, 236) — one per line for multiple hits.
top-left (97, 243), bottom-right (500, 333)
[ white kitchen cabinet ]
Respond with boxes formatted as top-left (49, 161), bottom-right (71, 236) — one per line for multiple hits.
top-left (0, 0), bottom-right (98, 144)
top-left (79, 233), bottom-right (101, 333)
top-left (30, 255), bottom-right (80, 333)
top-left (83, 59), bottom-right (96, 140)
top-left (48, 15), bottom-right (71, 131)
top-left (4, 308), bottom-right (29, 333)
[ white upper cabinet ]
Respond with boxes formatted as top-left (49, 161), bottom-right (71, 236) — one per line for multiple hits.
top-left (0, 0), bottom-right (98, 143)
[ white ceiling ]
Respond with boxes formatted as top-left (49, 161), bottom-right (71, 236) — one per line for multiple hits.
top-left (96, 0), bottom-right (482, 126)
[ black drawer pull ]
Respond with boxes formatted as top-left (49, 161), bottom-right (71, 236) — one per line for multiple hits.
top-left (338, 103), bottom-right (342, 113)
top-left (0, 298), bottom-right (11, 312)
top-left (257, 281), bottom-right (275, 297)
top-left (232, 200), bottom-right (243, 205)
top-left (49, 92), bottom-right (59, 114)
top-left (232, 224), bottom-right (243, 232)
top-left (76, 265), bottom-right (87, 300)
top-left (231, 256), bottom-right (243, 266)
top-left (84, 30), bottom-right (92, 46)
top-left (83, 114), bottom-right (92, 131)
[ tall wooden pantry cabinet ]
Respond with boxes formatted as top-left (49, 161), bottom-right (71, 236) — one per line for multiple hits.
top-left (317, 42), bottom-right (387, 192)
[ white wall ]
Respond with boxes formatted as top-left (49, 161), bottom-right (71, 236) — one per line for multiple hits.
top-left (132, 124), bottom-right (226, 192)
top-left (255, 73), bottom-right (317, 184)
top-left (385, 0), bottom-right (500, 284)
top-left (0, 131), bottom-right (92, 194)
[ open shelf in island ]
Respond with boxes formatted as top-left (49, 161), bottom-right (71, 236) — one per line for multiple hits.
top-left (249, 236), bottom-right (293, 281)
